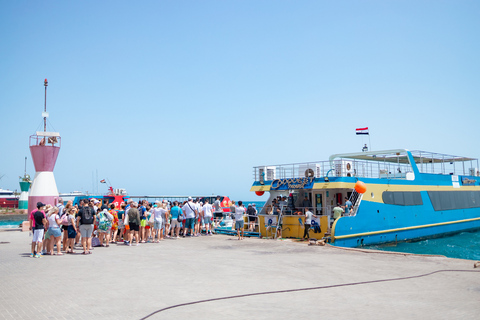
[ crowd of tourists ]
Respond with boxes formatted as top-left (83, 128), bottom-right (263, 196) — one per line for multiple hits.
top-left (28, 196), bottom-right (258, 257)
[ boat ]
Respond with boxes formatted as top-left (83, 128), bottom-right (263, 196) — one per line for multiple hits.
top-left (0, 188), bottom-right (19, 208)
top-left (250, 149), bottom-right (480, 247)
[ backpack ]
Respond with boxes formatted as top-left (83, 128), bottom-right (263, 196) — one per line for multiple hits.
top-left (98, 212), bottom-right (109, 231)
top-left (60, 214), bottom-right (70, 226)
top-left (81, 207), bottom-right (94, 224)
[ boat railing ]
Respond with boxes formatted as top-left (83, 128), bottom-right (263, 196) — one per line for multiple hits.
top-left (253, 159), bottom-right (415, 181)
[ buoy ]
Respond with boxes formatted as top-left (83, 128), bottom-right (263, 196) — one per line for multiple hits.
top-left (255, 191), bottom-right (264, 196)
top-left (355, 181), bottom-right (367, 194)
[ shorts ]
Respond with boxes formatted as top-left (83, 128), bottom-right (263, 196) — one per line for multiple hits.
top-left (79, 224), bottom-right (94, 238)
top-left (44, 229), bottom-right (50, 239)
top-left (140, 220), bottom-right (146, 227)
top-left (204, 216), bottom-right (212, 224)
top-left (214, 212), bottom-right (224, 219)
top-left (97, 228), bottom-right (110, 233)
top-left (67, 225), bottom-right (77, 239)
top-left (153, 220), bottom-right (162, 230)
top-left (235, 220), bottom-right (244, 230)
top-left (125, 225), bottom-right (130, 230)
top-left (32, 229), bottom-right (44, 243)
top-left (248, 216), bottom-right (257, 222)
top-left (185, 218), bottom-right (195, 230)
top-left (170, 220), bottom-right (180, 228)
top-left (48, 227), bottom-right (62, 238)
top-left (130, 223), bottom-right (139, 232)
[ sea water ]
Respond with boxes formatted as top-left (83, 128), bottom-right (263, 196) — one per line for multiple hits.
top-left (246, 201), bottom-right (479, 260)
top-left (363, 230), bottom-right (480, 261)
top-left (0, 220), bottom-right (24, 228)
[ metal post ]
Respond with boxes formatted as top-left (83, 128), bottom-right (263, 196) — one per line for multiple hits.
top-left (44, 78), bottom-right (48, 132)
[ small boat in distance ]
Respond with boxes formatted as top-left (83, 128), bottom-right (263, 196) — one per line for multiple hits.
top-left (251, 149), bottom-right (480, 247)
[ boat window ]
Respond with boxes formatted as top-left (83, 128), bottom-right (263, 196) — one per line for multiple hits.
top-left (382, 191), bottom-right (423, 206)
top-left (428, 191), bottom-right (480, 211)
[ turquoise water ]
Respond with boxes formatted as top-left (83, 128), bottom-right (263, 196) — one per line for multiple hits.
top-left (363, 230), bottom-right (480, 261)
top-left (0, 220), bottom-right (24, 228)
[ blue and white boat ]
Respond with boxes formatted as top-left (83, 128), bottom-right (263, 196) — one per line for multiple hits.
top-left (250, 149), bottom-right (480, 247)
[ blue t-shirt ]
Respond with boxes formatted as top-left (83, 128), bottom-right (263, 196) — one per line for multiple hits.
top-left (139, 205), bottom-right (146, 219)
top-left (170, 206), bottom-right (181, 219)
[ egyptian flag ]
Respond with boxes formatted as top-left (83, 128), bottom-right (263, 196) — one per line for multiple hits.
top-left (100, 179), bottom-right (106, 183)
top-left (356, 127), bottom-right (369, 135)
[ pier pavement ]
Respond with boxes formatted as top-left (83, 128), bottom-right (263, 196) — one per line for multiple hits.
top-left (0, 230), bottom-right (479, 320)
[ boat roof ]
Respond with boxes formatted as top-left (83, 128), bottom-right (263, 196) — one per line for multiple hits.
top-left (329, 149), bottom-right (477, 164)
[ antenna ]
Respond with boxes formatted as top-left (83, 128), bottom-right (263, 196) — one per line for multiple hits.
top-left (24, 157), bottom-right (27, 176)
top-left (44, 78), bottom-right (48, 132)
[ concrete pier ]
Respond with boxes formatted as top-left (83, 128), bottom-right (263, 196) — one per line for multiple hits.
top-left (0, 231), bottom-right (478, 319)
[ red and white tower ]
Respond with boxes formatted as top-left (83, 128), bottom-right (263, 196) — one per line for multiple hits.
top-left (27, 79), bottom-right (61, 213)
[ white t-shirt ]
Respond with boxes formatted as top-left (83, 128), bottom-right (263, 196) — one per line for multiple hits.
top-left (48, 214), bottom-right (59, 228)
top-left (182, 201), bottom-right (196, 219)
top-left (234, 206), bottom-right (245, 221)
top-left (203, 203), bottom-right (213, 217)
top-left (153, 208), bottom-right (166, 223)
top-left (305, 211), bottom-right (313, 224)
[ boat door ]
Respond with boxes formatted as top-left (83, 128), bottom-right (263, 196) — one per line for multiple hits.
top-left (312, 191), bottom-right (324, 215)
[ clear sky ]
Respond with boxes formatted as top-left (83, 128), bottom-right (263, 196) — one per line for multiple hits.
top-left (1, 1), bottom-right (479, 201)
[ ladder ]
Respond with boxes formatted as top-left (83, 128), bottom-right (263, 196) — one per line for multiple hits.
top-left (348, 190), bottom-right (363, 216)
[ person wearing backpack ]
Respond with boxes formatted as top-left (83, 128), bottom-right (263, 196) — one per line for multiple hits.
top-left (97, 208), bottom-right (113, 247)
top-left (76, 199), bottom-right (96, 254)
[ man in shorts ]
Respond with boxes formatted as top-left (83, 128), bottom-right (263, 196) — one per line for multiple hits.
top-left (169, 201), bottom-right (182, 238)
top-left (201, 199), bottom-right (213, 235)
top-left (31, 202), bottom-right (46, 258)
top-left (213, 196), bottom-right (224, 227)
top-left (234, 201), bottom-right (246, 240)
top-left (77, 199), bottom-right (96, 254)
top-left (182, 197), bottom-right (197, 237)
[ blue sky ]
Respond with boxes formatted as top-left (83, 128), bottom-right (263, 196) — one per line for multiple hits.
top-left (1, 1), bottom-right (479, 200)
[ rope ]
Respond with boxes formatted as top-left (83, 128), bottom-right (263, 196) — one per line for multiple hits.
top-left (139, 269), bottom-right (479, 319)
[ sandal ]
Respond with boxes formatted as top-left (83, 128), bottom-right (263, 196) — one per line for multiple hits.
top-left (87, 251), bottom-right (92, 254)
top-left (56, 253), bottom-right (64, 256)
top-left (82, 252), bottom-right (88, 255)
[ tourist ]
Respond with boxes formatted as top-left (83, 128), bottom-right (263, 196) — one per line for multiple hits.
top-left (97, 208), bottom-right (113, 246)
top-left (194, 198), bottom-right (201, 236)
top-left (182, 197), bottom-right (197, 237)
top-left (230, 200), bottom-right (236, 219)
top-left (247, 203), bottom-right (257, 231)
top-left (303, 208), bottom-right (317, 240)
top-left (302, 196), bottom-right (312, 213)
top-left (65, 207), bottom-right (78, 254)
top-left (145, 203), bottom-right (153, 242)
top-left (109, 204), bottom-right (119, 243)
top-left (213, 196), bottom-right (223, 227)
top-left (117, 203), bottom-right (126, 242)
top-left (202, 199), bottom-right (213, 235)
top-left (42, 204), bottom-right (53, 255)
top-left (169, 201), bottom-right (182, 238)
top-left (138, 200), bottom-right (147, 243)
top-left (60, 201), bottom-right (72, 251)
top-left (77, 198), bottom-right (95, 254)
top-left (30, 202), bottom-right (46, 258)
top-left (235, 201), bottom-right (246, 240)
top-left (163, 200), bottom-right (171, 238)
top-left (127, 202), bottom-right (141, 245)
top-left (333, 203), bottom-right (344, 220)
top-left (47, 206), bottom-right (63, 255)
top-left (152, 201), bottom-right (166, 242)
top-left (344, 197), bottom-right (353, 215)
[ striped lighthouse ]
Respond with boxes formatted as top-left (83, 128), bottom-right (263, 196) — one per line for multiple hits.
top-left (27, 79), bottom-right (61, 214)
top-left (18, 178), bottom-right (31, 210)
